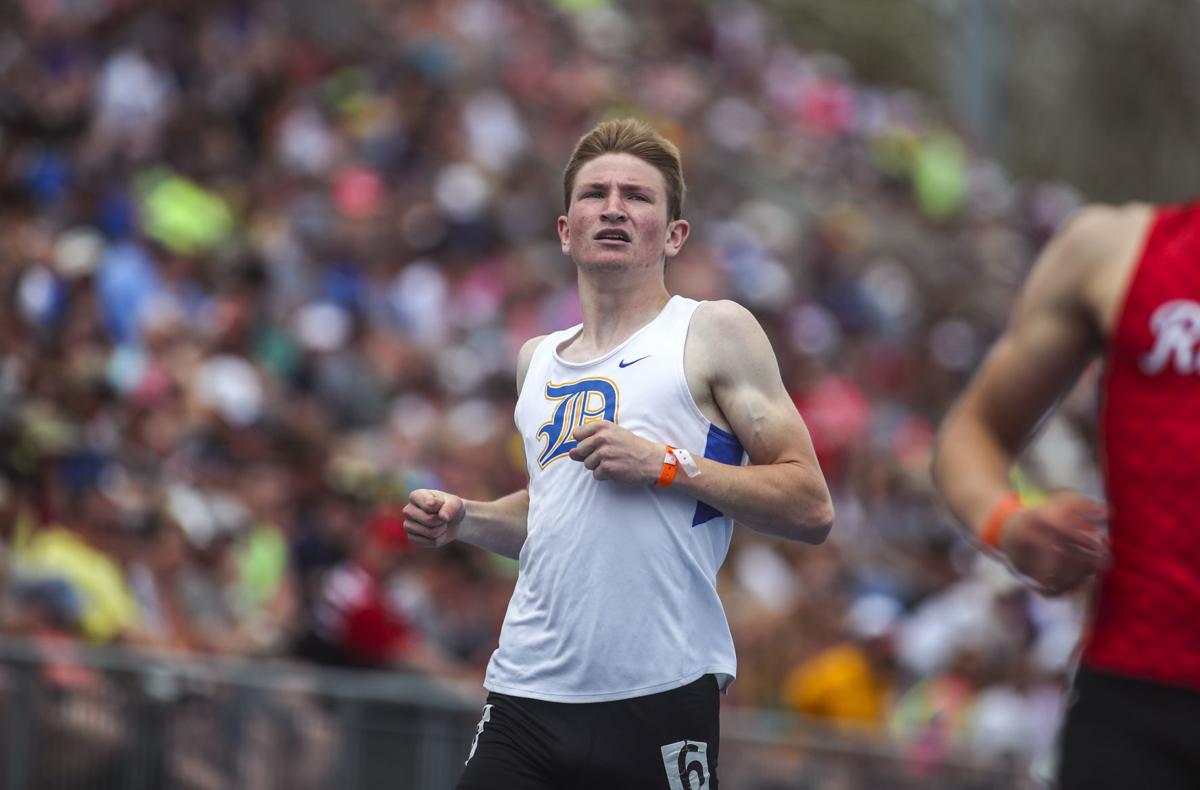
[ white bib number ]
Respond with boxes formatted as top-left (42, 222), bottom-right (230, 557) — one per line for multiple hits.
top-left (661, 739), bottom-right (710, 790)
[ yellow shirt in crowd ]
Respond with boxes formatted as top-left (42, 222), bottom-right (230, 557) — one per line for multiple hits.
top-left (14, 523), bottom-right (139, 643)
top-left (782, 642), bottom-right (892, 727)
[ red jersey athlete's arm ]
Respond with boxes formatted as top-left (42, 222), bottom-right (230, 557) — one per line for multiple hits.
top-left (403, 335), bottom-right (545, 560)
top-left (932, 205), bottom-right (1149, 593)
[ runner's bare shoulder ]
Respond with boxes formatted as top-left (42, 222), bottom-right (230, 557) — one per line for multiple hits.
top-left (1054, 204), bottom-right (1155, 325)
top-left (517, 335), bottom-right (547, 392)
top-left (1055, 203), bottom-right (1154, 276)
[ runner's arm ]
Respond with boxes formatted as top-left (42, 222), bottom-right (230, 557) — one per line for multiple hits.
top-left (932, 206), bottom-right (1120, 536)
top-left (402, 335), bottom-right (545, 560)
top-left (671, 300), bottom-right (834, 543)
top-left (404, 489), bottom-right (529, 560)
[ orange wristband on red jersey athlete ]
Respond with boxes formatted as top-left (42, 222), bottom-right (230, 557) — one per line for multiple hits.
top-left (980, 492), bottom-right (1023, 549)
top-left (656, 446), bottom-right (680, 487)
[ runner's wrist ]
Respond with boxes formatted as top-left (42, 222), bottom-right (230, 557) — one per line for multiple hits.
top-left (979, 492), bottom-right (1023, 554)
top-left (654, 445), bottom-right (702, 488)
top-left (449, 499), bottom-right (473, 541)
top-left (655, 445), bottom-right (679, 487)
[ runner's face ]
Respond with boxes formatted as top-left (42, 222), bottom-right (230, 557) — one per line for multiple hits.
top-left (558, 153), bottom-right (687, 274)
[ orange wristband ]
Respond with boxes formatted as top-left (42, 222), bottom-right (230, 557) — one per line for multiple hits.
top-left (655, 446), bottom-right (679, 487)
top-left (980, 493), bottom-right (1022, 549)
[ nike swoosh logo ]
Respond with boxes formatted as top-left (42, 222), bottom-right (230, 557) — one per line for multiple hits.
top-left (619, 355), bottom-right (651, 368)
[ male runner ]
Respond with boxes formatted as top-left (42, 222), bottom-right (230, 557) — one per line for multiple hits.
top-left (403, 118), bottom-right (833, 790)
top-left (933, 202), bottom-right (1200, 787)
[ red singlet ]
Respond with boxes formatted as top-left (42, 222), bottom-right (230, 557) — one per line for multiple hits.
top-left (1091, 202), bottom-right (1200, 687)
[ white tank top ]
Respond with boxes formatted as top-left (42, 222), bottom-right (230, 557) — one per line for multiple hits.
top-left (484, 295), bottom-right (744, 702)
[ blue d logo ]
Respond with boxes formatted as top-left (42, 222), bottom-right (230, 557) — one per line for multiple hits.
top-left (536, 378), bottom-right (619, 468)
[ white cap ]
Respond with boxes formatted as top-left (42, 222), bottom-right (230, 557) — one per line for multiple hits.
top-left (193, 354), bottom-right (264, 426)
top-left (292, 302), bottom-right (351, 353)
top-left (845, 594), bottom-right (902, 640)
top-left (53, 227), bottom-right (106, 279)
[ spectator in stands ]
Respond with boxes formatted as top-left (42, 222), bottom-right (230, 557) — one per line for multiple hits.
top-left (782, 593), bottom-right (900, 730)
top-left (293, 504), bottom-right (418, 668)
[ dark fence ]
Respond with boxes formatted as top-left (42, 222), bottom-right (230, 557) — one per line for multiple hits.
top-left (0, 638), bottom-right (1028, 790)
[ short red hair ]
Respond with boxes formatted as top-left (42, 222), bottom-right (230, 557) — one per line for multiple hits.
top-left (562, 118), bottom-right (686, 221)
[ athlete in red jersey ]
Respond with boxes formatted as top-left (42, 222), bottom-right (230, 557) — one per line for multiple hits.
top-left (934, 202), bottom-right (1200, 788)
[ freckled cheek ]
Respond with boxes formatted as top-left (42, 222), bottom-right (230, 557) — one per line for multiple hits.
top-left (639, 222), bottom-right (665, 249)
top-left (573, 225), bottom-right (594, 250)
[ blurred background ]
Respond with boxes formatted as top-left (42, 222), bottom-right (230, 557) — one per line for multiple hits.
top-left (0, 0), bottom-right (1186, 787)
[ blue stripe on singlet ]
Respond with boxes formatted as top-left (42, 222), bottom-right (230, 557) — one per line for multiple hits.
top-left (691, 423), bottom-right (745, 527)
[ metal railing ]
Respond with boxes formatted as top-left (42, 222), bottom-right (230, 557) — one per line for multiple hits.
top-left (0, 637), bottom-right (1025, 790)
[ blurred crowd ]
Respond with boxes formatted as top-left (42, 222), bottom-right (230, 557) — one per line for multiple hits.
top-left (0, 0), bottom-right (1104, 779)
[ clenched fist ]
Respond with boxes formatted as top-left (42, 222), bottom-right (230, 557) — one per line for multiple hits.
top-left (403, 489), bottom-right (466, 549)
top-left (997, 492), bottom-right (1110, 596)
top-left (568, 420), bottom-right (663, 485)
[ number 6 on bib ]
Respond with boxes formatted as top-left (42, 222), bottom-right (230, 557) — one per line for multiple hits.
top-left (661, 739), bottom-right (710, 790)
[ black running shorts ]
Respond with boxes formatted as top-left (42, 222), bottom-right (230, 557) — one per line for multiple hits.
top-left (1059, 667), bottom-right (1200, 789)
top-left (457, 674), bottom-right (720, 790)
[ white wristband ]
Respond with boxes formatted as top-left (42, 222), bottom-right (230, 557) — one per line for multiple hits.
top-left (672, 447), bottom-right (701, 478)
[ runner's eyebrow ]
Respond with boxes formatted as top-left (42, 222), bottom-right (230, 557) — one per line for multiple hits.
top-left (578, 181), bottom-right (656, 194)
